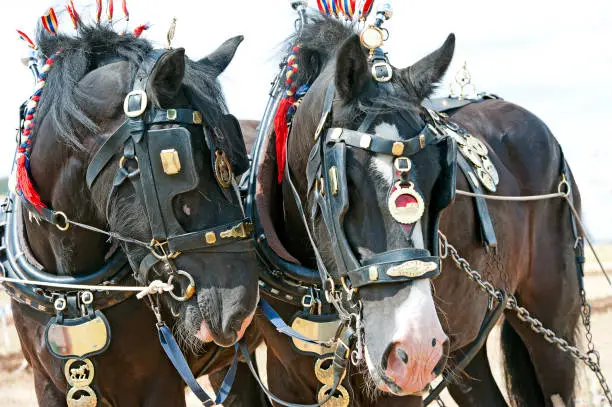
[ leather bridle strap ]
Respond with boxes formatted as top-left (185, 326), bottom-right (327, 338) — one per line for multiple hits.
top-left (157, 324), bottom-right (239, 407)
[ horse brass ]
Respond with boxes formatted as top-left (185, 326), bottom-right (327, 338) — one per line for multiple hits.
top-left (391, 142), bottom-right (404, 156)
top-left (290, 317), bottom-right (341, 356)
top-left (368, 266), bottom-right (379, 281)
top-left (47, 314), bottom-right (110, 359)
top-left (214, 150), bottom-right (233, 188)
top-left (329, 167), bottom-right (339, 196)
top-left (388, 184), bottom-right (425, 225)
top-left (64, 358), bottom-right (95, 387)
top-left (193, 111), bottom-right (203, 125)
top-left (317, 384), bottom-right (350, 407)
top-left (160, 149), bottom-right (181, 175)
top-left (386, 260), bottom-right (438, 278)
top-left (166, 109), bottom-right (177, 121)
top-left (315, 357), bottom-right (347, 386)
top-left (205, 232), bottom-right (217, 244)
top-left (220, 222), bottom-right (254, 240)
top-left (477, 167), bottom-right (496, 192)
top-left (66, 386), bottom-right (97, 407)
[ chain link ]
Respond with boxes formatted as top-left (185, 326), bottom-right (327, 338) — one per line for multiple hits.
top-left (438, 232), bottom-right (612, 405)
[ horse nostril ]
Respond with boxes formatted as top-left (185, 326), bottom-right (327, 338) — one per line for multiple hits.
top-left (432, 340), bottom-right (450, 376)
top-left (396, 348), bottom-right (409, 364)
top-left (431, 338), bottom-right (437, 347)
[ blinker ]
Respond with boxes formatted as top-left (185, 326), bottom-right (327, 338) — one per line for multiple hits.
top-left (160, 149), bottom-right (181, 175)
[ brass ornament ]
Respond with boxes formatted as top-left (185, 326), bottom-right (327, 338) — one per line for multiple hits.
top-left (368, 266), bottom-right (379, 281)
top-left (160, 149), bottom-right (181, 175)
top-left (317, 384), bottom-right (350, 407)
top-left (459, 144), bottom-right (483, 168)
top-left (64, 358), bottom-right (95, 388)
top-left (359, 134), bottom-right (371, 149)
top-left (205, 231), bottom-right (217, 244)
top-left (359, 25), bottom-right (385, 51)
top-left (329, 167), bottom-right (339, 196)
top-left (391, 142), bottom-right (404, 156)
top-left (192, 111), bottom-right (203, 125)
top-left (214, 150), bottom-right (233, 189)
top-left (47, 314), bottom-right (109, 359)
top-left (386, 260), bottom-right (438, 278)
top-left (220, 222), bottom-right (253, 240)
top-left (290, 317), bottom-right (341, 356)
top-left (315, 357), bottom-right (347, 386)
top-left (388, 184), bottom-right (425, 225)
top-left (465, 134), bottom-right (488, 156)
top-left (476, 167), bottom-right (497, 192)
top-left (66, 386), bottom-right (97, 407)
top-left (481, 156), bottom-right (499, 185)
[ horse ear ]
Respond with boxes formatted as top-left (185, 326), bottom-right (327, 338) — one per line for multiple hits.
top-left (147, 48), bottom-right (185, 108)
top-left (399, 33), bottom-right (455, 101)
top-left (335, 35), bottom-right (369, 103)
top-left (198, 35), bottom-right (244, 77)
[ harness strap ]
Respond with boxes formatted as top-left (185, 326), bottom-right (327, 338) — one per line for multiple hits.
top-left (326, 125), bottom-right (438, 156)
top-left (157, 324), bottom-right (238, 407)
top-left (456, 154), bottom-right (497, 249)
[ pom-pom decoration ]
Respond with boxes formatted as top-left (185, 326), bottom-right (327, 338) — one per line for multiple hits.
top-left (133, 24), bottom-right (149, 37)
top-left (41, 8), bottom-right (59, 35)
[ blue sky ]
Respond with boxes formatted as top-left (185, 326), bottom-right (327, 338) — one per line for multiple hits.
top-left (3, 0), bottom-right (611, 241)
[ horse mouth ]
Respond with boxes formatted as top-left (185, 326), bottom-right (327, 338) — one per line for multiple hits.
top-left (194, 309), bottom-right (254, 347)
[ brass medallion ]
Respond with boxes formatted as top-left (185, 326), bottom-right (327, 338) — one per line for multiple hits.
top-left (481, 156), bottom-right (499, 185)
top-left (459, 144), bottom-right (482, 168)
top-left (67, 386), bottom-right (97, 407)
top-left (290, 317), bottom-right (341, 356)
top-left (388, 184), bottom-right (425, 225)
top-left (214, 150), bottom-right (233, 189)
top-left (315, 357), bottom-right (347, 386)
top-left (465, 134), bottom-right (488, 156)
top-left (46, 312), bottom-right (110, 359)
top-left (476, 167), bottom-right (496, 192)
top-left (317, 384), bottom-right (350, 407)
top-left (64, 358), bottom-right (95, 388)
top-left (386, 260), bottom-right (438, 278)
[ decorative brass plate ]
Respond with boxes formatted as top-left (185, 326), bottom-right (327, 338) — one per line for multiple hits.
top-left (476, 167), bottom-right (497, 192)
top-left (67, 386), bottom-right (97, 407)
top-left (315, 357), bottom-right (347, 386)
top-left (459, 144), bottom-right (483, 168)
top-left (214, 150), bottom-right (233, 189)
top-left (64, 358), bottom-right (95, 387)
top-left (465, 134), bottom-right (488, 156)
top-left (388, 184), bottom-right (425, 225)
top-left (359, 25), bottom-right (384, 50)
top-left (290, 316), bottom-right (341, 356)
top-left (46, 312), bottom-right (110, 359)
top-left (160, 149), bottom-right (181, 175)
top-left (386, 260), bottom-right (438, 278)
top-left (481, 156), bottom-right (499, 185)
top-left (317, 384), bottom-right (350, 407)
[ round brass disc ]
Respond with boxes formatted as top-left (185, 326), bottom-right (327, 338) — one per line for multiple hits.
top-left (465, 134), bottom-right (488, 156)
top-left (214, 150), bottom-right (233, 189)
top-left (476, 167), bottom-right (497, 192)
top-left (359, 26), bottom-right (384, 50)
top-left (459, 145), bottom-right (483, 168)
top-left (317, 384), bottom-right (350, 407)
top-left (445, 128), bottom-right (467, 146)
top-left (64, 358), bottom-right (95, 388)
top-left (315, 357), bottom-right (347, 387)
top-left (388, 184), bottom-right (425, 225)
top-left (67, 385), bottom-right (97, 407)
top-left (481, 156), bottom-right (499, 185)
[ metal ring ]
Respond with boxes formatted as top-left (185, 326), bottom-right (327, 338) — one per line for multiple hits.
top-left (340, 276), bottom-right (357, 294)
top-left (80, 291), bottom-right (94, 305)
top-left (53, 211), bottom-right (69, 231)
top-left (558, 176), bottom-right (571, 198)
top-left (168, 270), bottom-right (196, 302)
top-left (54, 297), bottom-right (67, 311)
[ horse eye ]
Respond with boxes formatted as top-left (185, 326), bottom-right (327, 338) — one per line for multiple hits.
top-left (182, 204), bottom-right (191, 216)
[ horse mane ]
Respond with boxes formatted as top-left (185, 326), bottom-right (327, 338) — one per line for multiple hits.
top-left (286, 15), bottom-right (424, 125)
top-left (35, 24), bottom-right (228, 150)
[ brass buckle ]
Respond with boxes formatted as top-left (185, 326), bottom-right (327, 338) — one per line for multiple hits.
top-left (371, 61), bottom-right (393, 83)
top-left (219, 222), bottom-right (254, 240)
top-left (150, 239), bottom-right (181, 260)
top-left (168, 270), bottom-right (196, 302)
top-left (123, 90), bottom-right (148, 118)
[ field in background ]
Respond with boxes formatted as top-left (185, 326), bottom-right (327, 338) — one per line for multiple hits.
top-left (1, 247), bottom-right (611, 406)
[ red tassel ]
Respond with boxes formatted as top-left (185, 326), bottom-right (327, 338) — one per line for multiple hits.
top-left (133, 24), bottom-right (149, 37)
top-left (274, 96), bottom-right (295, 184)
top-left (16, 155), bottom-right (45, 209)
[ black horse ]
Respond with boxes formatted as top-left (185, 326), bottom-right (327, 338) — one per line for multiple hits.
top-left (248, 16), bottom-right (583, 407)
top-left (5, 24), bottom-right (265, 406)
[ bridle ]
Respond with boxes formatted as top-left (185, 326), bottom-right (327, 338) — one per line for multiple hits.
top-left (284, 81), bottom-right (457, 306)
top-left (84, 49), bottom-right (254, 295)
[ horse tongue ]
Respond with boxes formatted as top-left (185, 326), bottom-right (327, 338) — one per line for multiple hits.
top-left (195, 321), bottom-right (214, 343)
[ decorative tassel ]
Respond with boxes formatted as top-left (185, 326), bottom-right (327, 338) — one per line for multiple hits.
top-left (274, 45), bottom-right (300, 183)
top-left (17, 30), bottom-right (37, 50)
top-left (16, 154), bottom-right (44, 209)
top-left (122, 0), bottom-right (129, 20)
top-left (133, 24), bottom-right (149, 37)
top-left (96, 0), bottom-right (102, 23)
top-left (66, 1), bottom-right (80, 30)
top-left (107, 0), bottom-right (114, 20)
top-left (41, 8), bottom-right (59, 35)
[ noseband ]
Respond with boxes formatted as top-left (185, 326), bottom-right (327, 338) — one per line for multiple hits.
top-left (85, 50), bottom-right (253, 287)
top-left (286, 82), bottom-right (457, 293)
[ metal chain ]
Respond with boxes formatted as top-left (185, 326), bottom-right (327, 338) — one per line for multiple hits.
top-left (438, 232), bottom-right (612, 405)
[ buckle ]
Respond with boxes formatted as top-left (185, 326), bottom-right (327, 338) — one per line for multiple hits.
top-left (123, 90), bottom-right (148, 118)
top-left (371, 61), bottom-right (393, 83)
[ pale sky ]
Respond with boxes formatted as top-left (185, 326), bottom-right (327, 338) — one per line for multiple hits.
top-left (3, 1), bottom-right (611, 241)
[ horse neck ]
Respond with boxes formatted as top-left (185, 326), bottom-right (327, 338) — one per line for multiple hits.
top-left (24, 127), bottom-right (111, 276)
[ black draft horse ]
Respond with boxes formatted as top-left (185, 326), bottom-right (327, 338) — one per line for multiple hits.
top-left (7, 24), bottom-right (266, 406)
top-left (248, 16), bottom-right (582, 407)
